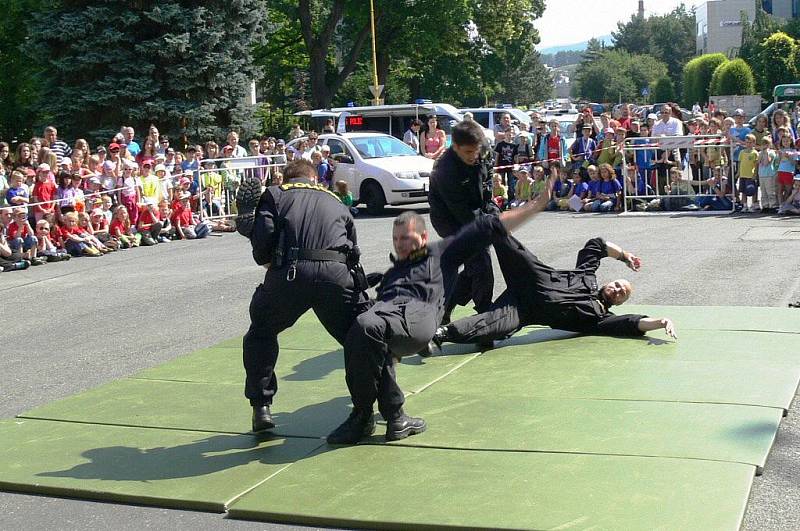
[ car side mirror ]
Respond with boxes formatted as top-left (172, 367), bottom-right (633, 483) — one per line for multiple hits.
top-left (333, 154), bottom-right (354, 164)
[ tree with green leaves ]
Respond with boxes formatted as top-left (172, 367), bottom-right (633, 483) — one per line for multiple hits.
top-left (756, 32), bottom-right (798, 99)
top-left (505, 48), bottom-right (553, 105)
top-left (651, 77), bottom-right (675, 103)
top-left (682, 53), bottom-right (728, 107)
top-left (28, 0), bottom-right (267, 143)
top-left (0, 0), bottom-right (46, 140)
top-left (710, 59), bottom-right (756, 96)
top-left (612, 5), bottom-right (695, 96)
top-left (575, 50), bottom-right (668, 103)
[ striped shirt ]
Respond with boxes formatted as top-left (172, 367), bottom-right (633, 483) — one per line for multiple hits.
top-left (50, 140), bottom-right (73, 164)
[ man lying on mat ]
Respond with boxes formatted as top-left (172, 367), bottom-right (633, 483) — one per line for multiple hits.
top-left (427, 233), bottom-right (676, 353)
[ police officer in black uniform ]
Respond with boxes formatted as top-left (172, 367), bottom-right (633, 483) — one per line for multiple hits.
top-left (326, 186), bottom-right (555, 445)
top-left (236, 159), bottom-right (370, 432)
top-left (428, 120), bottom-right (498, 323)
top-left (430, 234), bottom-right (678, 348)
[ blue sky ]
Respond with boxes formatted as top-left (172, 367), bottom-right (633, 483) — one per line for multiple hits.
top-left (535, 0), bottom-right (696, 49)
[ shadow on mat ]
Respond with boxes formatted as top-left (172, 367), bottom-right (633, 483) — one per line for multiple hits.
top-left (36, 401), bottom-right (353, 482)
top-left (726, 421), bottom-right (782, 441)
top-left (37, 433), bottom-right (331, 482)
top-left (284, 348), bottom-right (344, 381)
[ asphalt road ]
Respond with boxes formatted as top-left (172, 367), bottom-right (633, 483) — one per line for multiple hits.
top-left (1, 206), bottom-right (799, 530)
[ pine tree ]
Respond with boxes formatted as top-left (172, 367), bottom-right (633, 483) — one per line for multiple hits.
top-left (27, 0), bottom-right (267, 144)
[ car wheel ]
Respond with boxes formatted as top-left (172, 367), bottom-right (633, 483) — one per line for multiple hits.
top-left (362, 181), bottom-right (386, 215)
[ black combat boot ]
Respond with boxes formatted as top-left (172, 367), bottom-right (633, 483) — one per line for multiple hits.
top-left (326, 409), bottom-right (375, 444)
top-left (252, 405), bottom-right (275, 432)
top-left (385, 410), bottom-right (427, 441)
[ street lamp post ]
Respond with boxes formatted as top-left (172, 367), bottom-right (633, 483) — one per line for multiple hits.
top-left (368, 0), bottom-right (384, 105)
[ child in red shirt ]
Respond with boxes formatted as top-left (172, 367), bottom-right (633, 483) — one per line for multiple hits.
top-left (109, 205), bottom-right (138, 249)
top-left (32, 164), bottom-right (57, 222)
top-left (60, 211), bottom-right (102, 257)
top-left (7, 207), bottom-right (45, 265)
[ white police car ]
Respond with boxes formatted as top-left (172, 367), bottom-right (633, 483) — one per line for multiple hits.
top-left (287, 132), bottom-right (433, 215)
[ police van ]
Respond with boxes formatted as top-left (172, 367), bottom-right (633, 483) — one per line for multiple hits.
top-left (295, 102), bottom-right (494, 145)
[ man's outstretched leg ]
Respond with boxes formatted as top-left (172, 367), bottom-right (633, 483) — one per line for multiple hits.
top-left (430, 289), bottom-right (522, 352)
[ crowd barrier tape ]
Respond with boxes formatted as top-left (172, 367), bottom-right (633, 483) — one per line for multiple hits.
top-left (3, 156), bottom-right (281, 214)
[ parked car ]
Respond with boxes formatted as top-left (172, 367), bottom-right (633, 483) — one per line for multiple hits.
top-left (286, 132), bottom-right (432, 215)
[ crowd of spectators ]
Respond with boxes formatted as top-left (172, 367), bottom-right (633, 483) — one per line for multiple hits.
top-left (0, 125), bottom-right (294, 273)
top-left (481, 105), bottom-right (800, 215)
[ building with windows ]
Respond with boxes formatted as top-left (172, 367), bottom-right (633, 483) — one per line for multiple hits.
top-left (761, 0), bottom-right (800, 20)
top-left (697, 1), bottom-right (800, 56)
top-left (696, 0), bottom-right (757, 55)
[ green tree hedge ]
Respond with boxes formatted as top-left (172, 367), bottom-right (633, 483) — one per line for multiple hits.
top-left (710, 59), bottom-right (757, 96)
top-left (682, 53), bottom-right (727, 107)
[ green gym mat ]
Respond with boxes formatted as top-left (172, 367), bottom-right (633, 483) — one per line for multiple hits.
top-left (488, 327), bottom-right (800, 364)
top-left (132, 345), bottom-right (479, 394)
top-left (0, 418), bottom-right (323, 512)
top-left (624, 304), bottom-right (800, 333)
top-left (389, 393), bottom-right (782, 468)
top-left (21, 350), bottom-right (481, 438)
top-left (421, 347), bottom-right (800, 410)
top-left (227, 444), bottom-right (755, 530)
top-left (5, 305), bottom-right (799, 529)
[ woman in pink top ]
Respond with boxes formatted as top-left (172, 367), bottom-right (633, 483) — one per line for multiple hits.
top-left (421, 115), bottom-right (446, 160)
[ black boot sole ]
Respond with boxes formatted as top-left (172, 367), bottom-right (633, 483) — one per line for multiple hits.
top-left (235, 178), bottom-right (263, 237)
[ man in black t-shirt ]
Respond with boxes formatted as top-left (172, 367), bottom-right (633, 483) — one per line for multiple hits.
top-left (494, 129), bottom-right (517, 202)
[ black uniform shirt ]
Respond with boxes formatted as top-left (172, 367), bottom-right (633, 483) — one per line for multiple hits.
top-left (376, 240), bottom-right (448, 312)
top-left (428, 147), bottom-right (489, 237)
top-left (498, 235), bottom-right (646, 336)
top-left (251, 179), bottom-right (356, 266)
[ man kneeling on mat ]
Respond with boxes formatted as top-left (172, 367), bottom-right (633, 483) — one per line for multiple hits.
top-left (327, 178), bottom-right (555, 445)
top-left (428, 233), bottom-right (677, 353)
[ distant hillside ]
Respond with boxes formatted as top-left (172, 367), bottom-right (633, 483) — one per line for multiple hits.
top-left (538, 35), bottom-right (613, 55)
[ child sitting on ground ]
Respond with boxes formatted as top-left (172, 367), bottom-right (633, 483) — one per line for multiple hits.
top-left (136, 199), bottom-right (163, 246)
top-left (778, 175), bottom-right (800, 215)
top-left (334, 180), bottom-right (358, 216)
top-left (492, 174), bottom-right (507, 210)
top-left (35, 219), bottom-right (70, 262)
top-left (7, 206), bottom-right (45, 265)
top-left (171, 191), bottom-right (209, 240)
top-left (157, 199), bottom-right (174, 241)
top-left (109, 205), bottom-right (138, 249)
top-left (509, 167), bottom-right (532, 208)
top-left (77, 211), bottom-right (113, 253)
top-left (88, 208), bottom-right (118, 250)
top-left (60, 211), bottom-right (102, 257)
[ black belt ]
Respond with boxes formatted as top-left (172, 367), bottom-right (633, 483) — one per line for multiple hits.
top-left (289, 248), bottom-right (349, 263)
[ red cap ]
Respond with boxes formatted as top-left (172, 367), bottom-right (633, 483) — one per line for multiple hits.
top-left (108, 143), bottom-right (121, 151)
top-left (141, 158), bottom-right (154, 167)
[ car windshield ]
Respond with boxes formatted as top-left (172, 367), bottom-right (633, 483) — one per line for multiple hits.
top-left (350, 136), bottom-right (418, 159)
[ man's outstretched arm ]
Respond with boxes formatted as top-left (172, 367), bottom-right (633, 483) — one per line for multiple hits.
top-left (637, 317), bottom-right (677, 339)
top-left (604, 240), bottom-right (641, 272)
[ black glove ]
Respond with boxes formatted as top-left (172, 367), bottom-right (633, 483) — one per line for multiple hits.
top-left (366, 272), bottom-right (384, 288)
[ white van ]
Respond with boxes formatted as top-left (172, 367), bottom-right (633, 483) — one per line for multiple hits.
top-left (296, 103), bottom-right (494, 146)
top-left (458, 107), bottom-right (532, 131)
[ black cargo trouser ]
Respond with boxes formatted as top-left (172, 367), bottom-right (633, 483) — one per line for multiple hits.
top-left (343, 299), bottom-right (439, 420)
top-left (243, 261), bottom-right (369, 406)
top-left (444, 234), bottom-right (551, 344)
top-left (343, 214), bottom-right (503, 418)
top-left (443, 248), bottom-right (493, 317)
